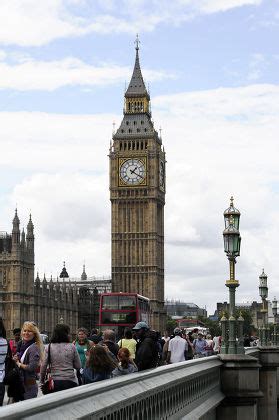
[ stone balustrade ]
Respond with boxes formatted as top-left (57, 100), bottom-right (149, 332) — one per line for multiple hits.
top-left (1, 347), bottom-right (279, 420)
top-left (0, 357), bottom-right (224, 420)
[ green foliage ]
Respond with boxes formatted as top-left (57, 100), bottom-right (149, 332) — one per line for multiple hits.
top-left (235, 309), bottom-right (255, 335)
top-left (166, 316), bottom-right (177, 334)
top-left (198, 316), bottom-right (221, 337)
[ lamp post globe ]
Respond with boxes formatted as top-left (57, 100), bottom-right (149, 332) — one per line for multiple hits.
top-left (224, 196), bottom-right (241, 230)
top-left (222, 196), bottom-right (242, 355)
top-left (259, 269), bottom-right (268, 300)
top-left (259, 269), bottom-right (268, 346)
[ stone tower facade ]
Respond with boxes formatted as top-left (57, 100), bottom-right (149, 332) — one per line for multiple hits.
top-left (0, 211), bottom-right (106, 338)
top-left (110, 41), bottom-right (166, 331)
top-left (0, 210), bottom-right (35, 336)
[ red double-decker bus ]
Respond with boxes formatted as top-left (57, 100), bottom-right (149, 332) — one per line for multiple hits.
top-left (98, 292), bottom-right (150, 338)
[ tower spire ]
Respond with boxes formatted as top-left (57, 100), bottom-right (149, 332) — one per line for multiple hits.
top-left (81, 263), bottom-right (87, 281)
top-left (135, 33), bottom-right (140, 51)
top-left (12, 208), bottom-right (20, 249)
top-left (125, 36), bottom-right (149, 100)
top-left (26, 213), bottom-right (34, 251)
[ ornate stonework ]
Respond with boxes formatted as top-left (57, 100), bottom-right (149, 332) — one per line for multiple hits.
top-left (0, 211), bottom-right (108, 337)
top-left (110, 42), bottom-right (166, 331)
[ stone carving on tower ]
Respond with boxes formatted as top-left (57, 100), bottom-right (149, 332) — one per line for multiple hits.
top-left (110, 38), bottom-right (166, 331)
top-left (0, 211), bottom-right (35, 335)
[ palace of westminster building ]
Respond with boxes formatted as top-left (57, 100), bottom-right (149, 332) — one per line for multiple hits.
top-left (0, 41), bottom-right (166, 336)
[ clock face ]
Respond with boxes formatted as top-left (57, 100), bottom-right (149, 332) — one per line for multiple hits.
top-left (159, 160), bottom-right (165, 190)
top-left (120, 158), bottom-right (146, 185)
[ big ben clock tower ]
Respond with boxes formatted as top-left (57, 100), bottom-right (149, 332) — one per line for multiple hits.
top-left (110, 38), bottom-right (166, 331)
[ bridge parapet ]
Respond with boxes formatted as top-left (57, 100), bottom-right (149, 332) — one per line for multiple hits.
top-left (0, 357), bottom-right (224, 420)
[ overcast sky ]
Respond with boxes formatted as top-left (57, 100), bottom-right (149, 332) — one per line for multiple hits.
top-left (0, 0), bottom-right (278, 315)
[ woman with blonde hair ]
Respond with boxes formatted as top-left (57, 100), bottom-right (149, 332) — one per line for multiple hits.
top-left (13, 321), bottom-right (44, 400)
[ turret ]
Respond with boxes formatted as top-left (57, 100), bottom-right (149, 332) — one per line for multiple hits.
top-left (12, 209), bottom-right (20, 251)
top-left (26, 214), bottom-right (34, 250)
top-left (59, 262), bottom-right (69, 280)
top-left (21, 228), bottom-right (26, 249)
top-left (81, 264), bottom-right (87, 281)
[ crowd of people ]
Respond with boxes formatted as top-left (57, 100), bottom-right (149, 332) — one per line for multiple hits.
top-left (0, 318), bottom-right (221, 406)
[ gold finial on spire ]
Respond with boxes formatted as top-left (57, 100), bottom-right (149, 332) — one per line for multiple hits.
top-left (230, 196), bottom-right (234, 206)
top-left (135, 34), bottom-right (140, 51)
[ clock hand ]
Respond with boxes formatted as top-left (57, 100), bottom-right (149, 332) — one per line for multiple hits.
top-left (130, 167), bottom-right (144, 179)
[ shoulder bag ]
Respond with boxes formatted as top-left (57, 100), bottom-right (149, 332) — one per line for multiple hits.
top-left (41, 344), bottom-right (55, 394)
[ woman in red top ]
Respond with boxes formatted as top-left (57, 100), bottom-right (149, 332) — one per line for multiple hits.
top-left (9, 328), bottom-right (21, 356)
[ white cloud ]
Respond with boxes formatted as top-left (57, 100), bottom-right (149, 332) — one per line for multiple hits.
top-left (1, 82), bottom-right (278, 314)
top-left (198, 0), bottom-right (262, 14)
top-left (0, 55), bottom-right (173, 91)
top-left (0, 0), bottom-right (264, 46)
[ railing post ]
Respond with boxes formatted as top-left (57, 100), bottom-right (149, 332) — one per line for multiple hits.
top-left (257, 346), bottom-right (279, 420)
top-left (217, 354), bottom-right (262, 420)
top-left (237, 314), bottom-right (244, 354)
top-left (220, 314), bottom-right (228, 354)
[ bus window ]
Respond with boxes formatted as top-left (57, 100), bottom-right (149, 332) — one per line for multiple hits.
top-left (101, 311), bottom-right (137, 324)
top-left (102, 295), bottom-right (119, 310)
top-left (119, 296), bottom-right (136, 310)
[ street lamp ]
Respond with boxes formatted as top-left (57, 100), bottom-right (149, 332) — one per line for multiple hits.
top-left (222, 197), bottom-right (242, 354)
top-left (272, 296), bottom-right (277, 345)
top-left (259, 269), bottom-right (268, 346)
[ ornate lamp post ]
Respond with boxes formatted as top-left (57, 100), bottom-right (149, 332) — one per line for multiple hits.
top-left (272, 297), bottom-right (277, 346)
top-left (259, 269), bottom-right (268, 346)
top-left (222, 197), bottom-right (242, 354)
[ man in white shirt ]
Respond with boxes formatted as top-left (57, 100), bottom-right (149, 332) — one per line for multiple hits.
top-left (167, 328), bottom-right (188, 364)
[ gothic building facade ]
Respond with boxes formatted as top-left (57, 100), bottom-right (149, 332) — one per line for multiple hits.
top-left (0, 211), bottom-right (108, 337)
top-left (110, 41), bottom-right (166, 331)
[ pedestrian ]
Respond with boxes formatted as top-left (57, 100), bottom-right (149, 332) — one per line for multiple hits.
top-left (205, 334), bottom-right (214, 356)
top-left (162, 337), bottom-right (170, 364)
top-left (89, 328), bottom-right (100, 342)
top-left (112, 348), bottom-right (138, 377)
top-left (117, 328), bottom-right (137, 360)
top-left (185, 334), bottom-right (194, 360)
top-left (13, 321), bottom-right (44, 400)
top-left (167, 328), bottom-right (188, 364)
top-left (40, 324), bottom-right (81, 393)
top-left (213, 335), bottom-right (221, 354)
top-left (83, 345), bottom-right (117, 383)
top-left (161, 331), bottom-right (170, 344)
top-left (192, 328), bottom-right (199, 340)
top-left (0, 318), bottom-right (8, 406)
top-left (193, 333), bottom-right (207, 358)
top-left (90, 334), bottom-right (101, 345)
top-left (102, 329), bottom-right (119, 358)
top-left (74, 327), bottom-right (92, 369)
top-left (132, 322), bottom-right (158, 371)
top-left (9, 328), bottom-right (21, 356)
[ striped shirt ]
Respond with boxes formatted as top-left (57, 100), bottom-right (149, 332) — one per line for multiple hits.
top-left (0, 337), bottom-right (8, 382)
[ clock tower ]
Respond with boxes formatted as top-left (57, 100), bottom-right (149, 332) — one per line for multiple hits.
top-left (110, 39), bottom-right (166, 331)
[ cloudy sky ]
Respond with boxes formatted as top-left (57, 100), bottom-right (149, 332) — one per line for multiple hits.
top-left (0, 0), bottom-right (278, 314)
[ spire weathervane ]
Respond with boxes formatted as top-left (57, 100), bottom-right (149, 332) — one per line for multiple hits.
top-left (135, 34), bottom-right (140, 51)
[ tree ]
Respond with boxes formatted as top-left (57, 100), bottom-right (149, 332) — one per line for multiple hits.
top-left (198, 316), bottom-right (221, 337)
top-left (235, 309), bottom-right (254, 335)
top-left (166, 316), bottom-right (177, 335)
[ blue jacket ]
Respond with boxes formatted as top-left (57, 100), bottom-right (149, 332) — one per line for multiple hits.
top-left (83, 367), bottom-right (111, 383)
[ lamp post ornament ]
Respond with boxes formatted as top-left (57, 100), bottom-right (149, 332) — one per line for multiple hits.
top-left (259, 269), bottom-right (269, 346)
top-left (222, 197), bottom-right (243, 354)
